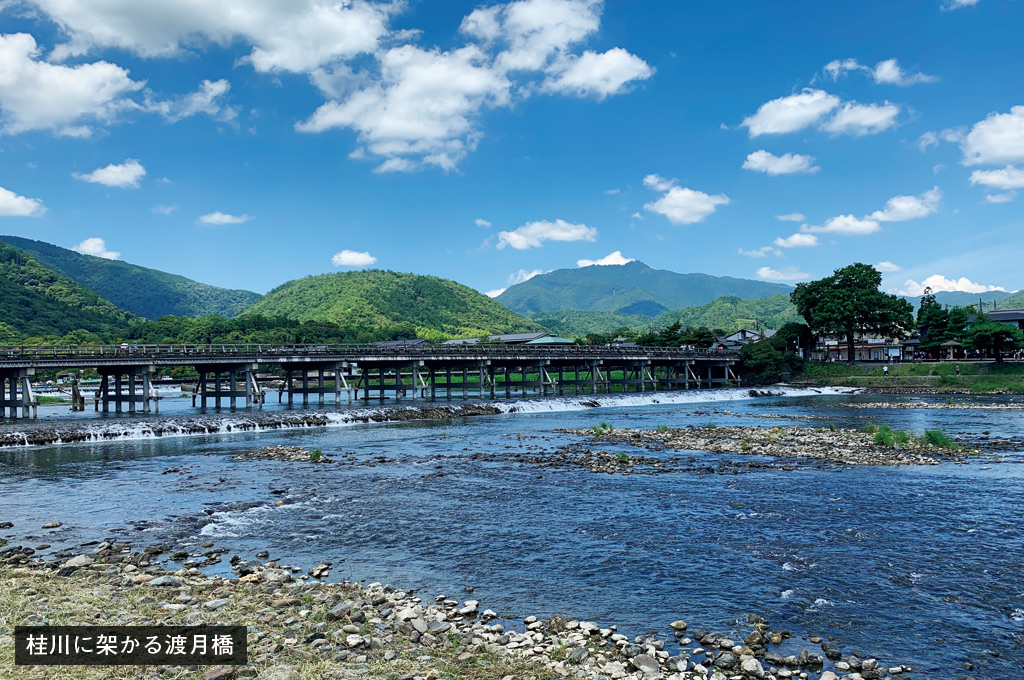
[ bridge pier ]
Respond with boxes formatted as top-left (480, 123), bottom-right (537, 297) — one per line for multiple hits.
top-left (193, 364), bottom-right (259, 409)
top-left (0, 368), bottom-right (35, 418)
top-left (279, 362), bottom-right (344, 405)
top-left (97, 366), bottom-right (156, 413)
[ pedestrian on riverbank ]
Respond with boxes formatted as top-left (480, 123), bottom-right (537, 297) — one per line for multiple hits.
top-left (883, 365), bottom-right (889, 377)
top-left (956, 363), bottom-right (960, 376)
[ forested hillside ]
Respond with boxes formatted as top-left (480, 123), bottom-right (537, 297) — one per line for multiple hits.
top-left (249, 270), bottom-right (543, 339)
top-left (0, 242), bottom-right (132, 339)
top-left (0, 235), bottom-right (261, 319)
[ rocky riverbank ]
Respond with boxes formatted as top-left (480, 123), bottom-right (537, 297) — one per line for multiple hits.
top-left (558, 425), bottom-right (979, 466)
top-left (0, 539), bottom-right (916, 680)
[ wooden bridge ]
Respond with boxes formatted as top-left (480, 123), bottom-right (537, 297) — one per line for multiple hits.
top-left (0, 343), bottom-right (740, 418)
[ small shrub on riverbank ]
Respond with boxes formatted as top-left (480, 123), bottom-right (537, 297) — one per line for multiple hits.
top-left (309, 448), bottom-right (322, 462)
top-left (921, 429), bottom-right (959, 449)
top-left (657, 424), bottom-right (669, 431)
top-left (863, 423), bottom-right (880, 434)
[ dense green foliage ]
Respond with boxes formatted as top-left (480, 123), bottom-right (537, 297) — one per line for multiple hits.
top-left (495, 261), bottom-right (793, 315)
top-left (249, 270), bottom-right (543, 340)
top-left (0, 235), bottom-right (262, 319)
top-left (738, 326), bottom-right (807, 384)
top-left (964, 313), bottom-right (1024, 363)
top-left (0, 242), bottom-right (132, 339)
top-left (634, 321), bottom-right (719, 347)
top-left (527, 309), bottom-right (650, 338)
top-left (792, 263), bottom-right (914, 363)
top-left (530, 295), bottom-right (802, 339)
top-left (122, 313), bottom-right (415, 345)
top-left (651, 294), bottom-right (801, 334)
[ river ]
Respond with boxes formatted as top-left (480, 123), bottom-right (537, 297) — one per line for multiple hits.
top-left (1, 387), bottom-right (1022, 679)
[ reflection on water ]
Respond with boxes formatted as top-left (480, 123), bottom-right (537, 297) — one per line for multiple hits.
top-left (2, 390), bottom-right (1023, 678)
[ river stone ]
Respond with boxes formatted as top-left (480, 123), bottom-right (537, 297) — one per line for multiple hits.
top-left (410, 617), bottom-right (428, 634)
top-left (819, 672), bottom-right (839, 680)
top-left (740, 658), bottom-right (765, 678)
top-left (669, 620), bottom-right (687, 631)
top-left (200, 667), bottom-right (234, 680)
top-left (204, 599), bottom-right (230, 610)
top-left (603, 661), bottom-right (627, 679)
top-left (715, 652), bottom-right (737, 669)
top-left (568, 647), bottom-right (590, 664)
top-left (148, 575), bottom-right (183, 587)
top-left (263, 568), bottom-right (292, 584)
top-left (62, 554), bottom-right (91, 568)
top-left (42, 521), bottom-right (62, 529)
top-left (344, 634), bottom-right (363, 648)
top-left (257, 665), bottom-right (300, 680)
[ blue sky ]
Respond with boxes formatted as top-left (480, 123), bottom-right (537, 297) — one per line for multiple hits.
top-left (0, 0), bottom-right (1022, 299)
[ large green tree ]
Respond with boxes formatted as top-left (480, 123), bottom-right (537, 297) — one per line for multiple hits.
top-left (965, 313), bottom-right (1024, 363)
top-left (791, 263), bottom-right (914, 364)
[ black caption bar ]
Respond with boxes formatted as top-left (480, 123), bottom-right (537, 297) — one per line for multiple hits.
top-left (15, 626), bottom-right (247, 666)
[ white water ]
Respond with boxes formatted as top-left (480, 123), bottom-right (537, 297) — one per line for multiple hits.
top-left (0, 385), bottom-right (857, 449)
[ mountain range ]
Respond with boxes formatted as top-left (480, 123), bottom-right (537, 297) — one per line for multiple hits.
top-left (0, 235), bottom-right (261, 320)
top-left (495, 261), bottom-right (794, 316)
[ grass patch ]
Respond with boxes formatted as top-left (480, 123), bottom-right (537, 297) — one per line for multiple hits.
top-left (921, 429), bottom-right (960, 449)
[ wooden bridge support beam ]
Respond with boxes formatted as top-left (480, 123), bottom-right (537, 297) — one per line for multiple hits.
top-left (97, 366), bottom-right (156, 413)
top-left (0, 369), bottom-right (35, 419)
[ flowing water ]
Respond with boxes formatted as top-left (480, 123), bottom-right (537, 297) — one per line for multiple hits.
top-left (2, 388), bottom-right (1023, 679)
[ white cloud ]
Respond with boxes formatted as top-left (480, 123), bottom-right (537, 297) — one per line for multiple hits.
top-left (332, 249), bottom-right (377, 267)
top-left (869, 186), bottom-right (941, 221)
top-left (144, 78), bottom-right (237, 123)
top-left (475, 218), bottom-right (492, 227)
top-left (508, 268), bottom-right (544, 284)
top-left (489, 0), bottom-right (604, 72)
top-left (642, 174), bottom-right (675, 192)
top-left (822, 58), bottom-right (866, 81)
top-left (985, 191), bottom-right (1017, 204)
top-left (773, 233), bottom-right (819, 248)
top-left (821, 101), bottom-right (900, 136)
top-left (946, 0), bottom-right (980, 8)
top-left (872, 59), bottom-right (937, 86)
top-left (742, 89), bottom-right (840, 136)
top-left (899, 274), bottom-right (1004, 297)
top-left (876, 261), bottom-right (902, 272)
top-left (297, 43), bottom-right (512, 172)
top-left (802, 214), bottom-right (881, 235)
top-left (0, 33), bottom-right (143, 136)
top-left (961, 106), bottom-right (1024, 166)
top-left (152, 204), bottom-right (177, 215)
top-left (577, 250), bottom-right (634, 267)
top-left (644, 185), bottom-right (730, 225)
top-left (738, 246), bottom-right (781, 258)
top-left (496, 218), bottom-right (597, 249)
top-left (825, 58), bottom-right (935, 86)
top-left (0, 185), bottom-right (45, 216)
top-left (71, 237), bottom-right (119, 259)
top-left (742, 150), bottom-right (819, 175)
top-left (970, 165), bottom-right (1024, 190)
top-left (295, 0), bottom-right (650, 171)
top-left (72, 159), bottom-right (146, 188)
top-left (541, 47), bottom-right (653, 99)
top-left (485, 288), bottom-right (507, 298)
top-left (756, 266), bottom-right (808, 281)
top-left (776, 212), bottom-right (805, 222)
top-left (28, 0), bottom-right (392, 72)
top-left (918, 131), bottom-right (939, 151)
top-left (604, 188), bottom-right (620, 195)
top-left (198, 211), bottom-right (252, 225)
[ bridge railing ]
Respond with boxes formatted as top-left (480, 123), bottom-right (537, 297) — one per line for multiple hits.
top-left (0, 343), bottom-right (738, 361)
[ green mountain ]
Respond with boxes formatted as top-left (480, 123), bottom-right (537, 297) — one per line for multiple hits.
top-left (0, 235), bottom-right (261, 320)
top-left (652, 294), bottom-right (801, 333)
top-left (0, 241), bottom-right (132, 339)
top-left (527, 309), bottom-right (651, 338)
top-left (249, 270), bottom-right (544, 340)
top-left (495, 261), bottom-right (793, 315)
top-left (903, 289), bottom-right (1014, 310)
